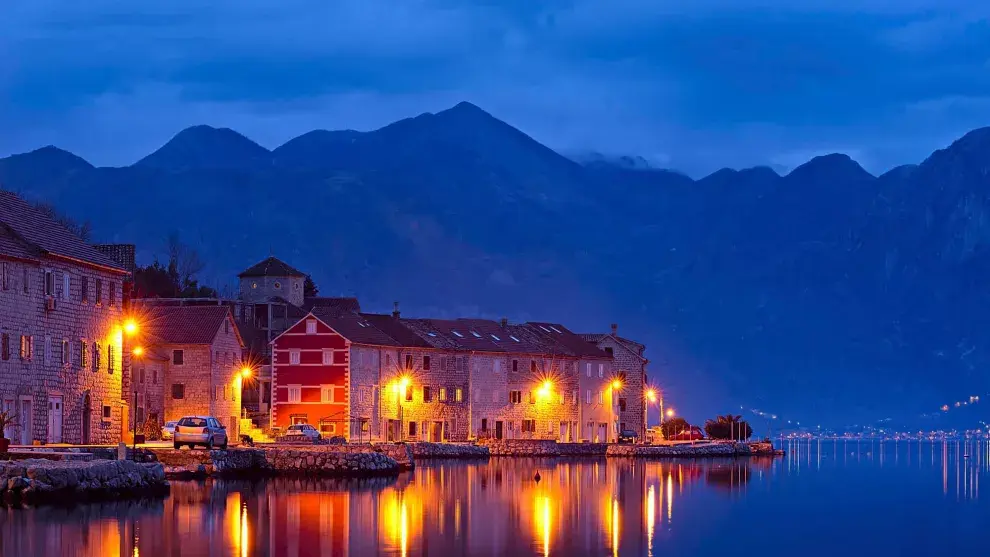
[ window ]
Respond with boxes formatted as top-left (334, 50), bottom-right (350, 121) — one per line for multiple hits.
top-left (405, 354), bottom-right (413, 369)
top-left (586, 390), bottom-right (592, 404)
top-left (211, 386), bottom-right (218, 401)
top-left (557, 392), bottom-right (564, 405)
top-left (19, 335), bottom-right (32, 361)
top-left (604, 347), bottom-right (614, 357)
top-left (480, 419), bottom-right (488, 432)
top-left (171, 384), bottom-right (185, 399)
top-left (494, 360), bottom-right (502, 373)
top-left (172, 350), bottom-right (184, 365)
top-left (473, 389), bottom-right (480, 403)
top-left (62, 273), bottom-right (70, 300)
top-left (80, 276), bottom-right (89, 302)
top-left (522, 420), bottom-right (536, 433)
top-left (43, 336), bottom-right (51, 365)
top-left (455, 388), bottom-right (463, 402)
top-left (529, 391), bottom-right (536, 404)
top-left (153, 370), bottom-right (159, 385)
top-left (423, 386), bottom-right (432, 402)
top-left (1, 262), bottom-right (7, 290)
top-left (102, 405), bottom-right (112, 420)
top-left (288, 386), bottom-right (301, 403)
top-left (618, 398), bottom-right (627, 412)
top-left (92, 342), bottom-right (100, 371)
top-left (322, 350), bottom-right (332, 365)
top-left (491, 334), bottom-right (501, 341)
top-left (289, 350), bottom-right (301, 365)
top-left (509, 335), bottom-right (521, 342)
top-left (599, 391), bottom-right (604, 404)
top-left (22, 268), bottom-right (29, 294)
top-left (108, 344), bottom-right (115, 374)
top-left (3, 333), bottom-right (12, 360)
top-left (386, 354), bottom-right (391, 367)
top-left (471, 331), bottom-right (481, 338)
top-left (586, 363), bottom-right (591, 377)
top-left (439, 388), bottom-right (447, 401)
top-left (510, 390), bottom-right (522, 404)
top-left (572, 390), bottom-right (578, 405)
top-left (61, 340), bottom-right (69, 365)
top-left (321, 386), bottom-right (333, 403)
top-left (405, 387), bottom-right (413, 402)
top-left (109, 282), bottom-right (115, 307)
top-left (44, 270), bottom-right (54, 296)
top-left (305, 320), bottom-right (317, 334)
top-left (531, 360), bottom-right (537, 373)
top-left (512, 359), bottom-right (518, 372)
top-left (224, 386), bottom-right (229, 400)
top-left (408, 422), bottom-right (417, 437)
top-left (451, 330), bottom-right (464, 338)
top-left (139, 368), bottom-right (146, 384)
top-left (549, 326), bottom-right (563, 334)
top-left (423, 356), bottom-right (431, 370)
top-left (598, 364), bottom-right (604, 378)
top-left (492, 390), bottom-right (498, 403)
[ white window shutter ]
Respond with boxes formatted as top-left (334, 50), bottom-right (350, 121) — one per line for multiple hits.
top-left (62, 273), bottom-right (70, 300)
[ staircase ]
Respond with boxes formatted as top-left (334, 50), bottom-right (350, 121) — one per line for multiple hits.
top-left (239, 418), bottom-right (273, 444)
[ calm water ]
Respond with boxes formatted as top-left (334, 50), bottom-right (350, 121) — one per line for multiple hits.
top-left (1, 440), bottom-right (989, 556)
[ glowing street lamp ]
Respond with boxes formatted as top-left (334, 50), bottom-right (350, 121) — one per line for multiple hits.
top-left (124, 319), bottom-right (138, 336)
top-left (538, 380), bottom-right (553, 400)
top-left (241, 366), bottom-right (253, 379)
top-left (132, 346), bottom-right (144, 357)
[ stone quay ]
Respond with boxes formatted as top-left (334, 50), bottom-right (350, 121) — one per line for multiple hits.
top-left (0, 458), bottom-right (168, 504)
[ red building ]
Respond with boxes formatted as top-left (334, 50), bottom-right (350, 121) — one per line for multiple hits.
top-left (270, 312), bottom-right (350, 431)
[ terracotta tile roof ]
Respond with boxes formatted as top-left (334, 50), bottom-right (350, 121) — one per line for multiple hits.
top-left (361, 314), bottom-right (431, 348)
top-left (302, 297), bottom-right (361, 315)
top-left (0, 191), bottom-right (127, 272)
top-left (310, 309), bottom-right (404, 346)
top-left (237, 256), bottom-right (306, 278)
top-left (579, 333), bottom-right (647, 360)
top-left (399, 318), bottom-right (549, 354)
top-left (0, 225), bottom-right (41, 261)
top-left (143, 306), bottom-right (243, 346)
top-left (527, 322), bottom-right (611, 358)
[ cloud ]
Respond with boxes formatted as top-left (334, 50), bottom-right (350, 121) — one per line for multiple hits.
top-left (2, 0), bottom-right (990, 175)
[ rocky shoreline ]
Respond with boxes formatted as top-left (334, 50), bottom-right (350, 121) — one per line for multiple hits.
top-left (0, 458), bottom-right (168, 504)
top-left (150, 445), bottom-right (408, 479)
top-left (482, 439), bottom-right (780, 458)
top-left (407, 442), bottom-right (490, 459)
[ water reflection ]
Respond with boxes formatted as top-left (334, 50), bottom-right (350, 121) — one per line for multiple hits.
top-left (1, 442), bottom-right (989, 556)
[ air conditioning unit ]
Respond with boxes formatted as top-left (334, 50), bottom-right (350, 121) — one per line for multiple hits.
top-left (45, 296), bottom-right (57, 312)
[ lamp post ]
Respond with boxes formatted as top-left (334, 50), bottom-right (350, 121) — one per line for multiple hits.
top-left (123, 318), bottom-right (140, 457)
top-left (610, 379), bottom-right (623, 443)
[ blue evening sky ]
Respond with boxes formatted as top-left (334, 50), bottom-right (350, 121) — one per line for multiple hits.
top-left (1, 0), bottom-right (988, 177)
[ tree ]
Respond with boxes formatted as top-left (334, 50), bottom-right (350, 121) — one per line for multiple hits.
top-left (704, 414), bottom-right (753, 441)
top-left (166, 232), bottom-right (205, 288)
top-left (660, 417), bottom-right (691, 439)
top-left (304, 275), bottom-right (319, 298)
top-left (31, 200), bottom-right (93, 241)
top-left (132, 260), bottom-right (179, 298)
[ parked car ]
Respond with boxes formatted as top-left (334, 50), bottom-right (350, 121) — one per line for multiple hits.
top-left (669, 426), bottom-right (705, 441)
top-left (161, 421), bottom-right (178, 440)
top-left (173, 416), bottom-right (228, 450)
top-left (617, 429), bottom-right (638, 444)
top-left (284, 423), bottom-right (322, 442)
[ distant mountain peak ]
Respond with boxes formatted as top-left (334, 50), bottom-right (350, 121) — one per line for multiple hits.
top-left (135, 125), bottom-right (271, 171)
top-left (574, 151), bottom-right (655, 171)
top-left (20, 146), bottom-right (94, 170)
top-left (787, 153), bottom-right (874, 182)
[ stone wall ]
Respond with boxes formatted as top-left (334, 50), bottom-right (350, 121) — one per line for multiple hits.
top-left (0, 252), bottom-right (126, 445)
top-left (239, 275), bottom-right (304, 307)
top-left (482, 439), bottom-right (561, 456)
top-left (557, 443), bottom-right (608, 457)
top-left (147, 445), bottom-right (402, 477)
top-left (592, 334), bottom-right (647, 438)
top-left (407, 442), bottom-right (489, 459)
top-left (607, 442), bottom-right (747, 457)
top-left (576, 357), bottom-right (618, 442)
top-left (0, 458), bottom-right (167, 502)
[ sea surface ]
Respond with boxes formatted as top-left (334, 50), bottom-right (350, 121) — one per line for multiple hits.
top-left (1, 440), bottom-right (988, 556)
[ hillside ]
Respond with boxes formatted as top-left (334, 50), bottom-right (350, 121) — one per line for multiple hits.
top-left (2, 103), bottom-right (989, 429)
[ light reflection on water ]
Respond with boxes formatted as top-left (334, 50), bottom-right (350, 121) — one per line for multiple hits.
top-left (0, 441), bottom-right (988, 557)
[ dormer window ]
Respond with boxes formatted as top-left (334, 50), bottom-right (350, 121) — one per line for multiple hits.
top-left (452, 331), bottom-right (464, 338)
top-left (471, 331), bottom-right (481, 338)
top-left (491, 334), bottom-right (501, 341)
top-left (306, 320), bottom-right (317, 335)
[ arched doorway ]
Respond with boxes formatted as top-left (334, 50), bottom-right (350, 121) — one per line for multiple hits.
top-left (82, 393), bottom-right (91, 444)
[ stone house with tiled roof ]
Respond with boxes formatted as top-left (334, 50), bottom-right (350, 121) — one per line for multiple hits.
top-left (580, 324), bottom-right (648, 438)
top-left (0, 190), bottom-right (130, 444)
top-left (135, 305), bottom-right (245, 437)
top-left (271, 303), bottom-right (629, 442)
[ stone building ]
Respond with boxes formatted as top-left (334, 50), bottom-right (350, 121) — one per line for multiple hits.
top-left (581, 324), bottom-right (649, 438)
top-left (135, 305), bottom-right (245, 437)
top-left (270, 305), bottom-right (633, 443)
top-left (0, 191), bottom-right (130, 444)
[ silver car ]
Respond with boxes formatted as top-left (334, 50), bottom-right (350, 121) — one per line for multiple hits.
top-left (173, 416), bottom-right (228, 450)
top-left (284, 423), bottom-right (322, 442)
top-left (161, 420), bottom-right (178, 440)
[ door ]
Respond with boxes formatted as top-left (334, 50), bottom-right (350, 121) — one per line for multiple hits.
top-left (431, 421), bottom-right (443, 442)
top-left (495, 421), bottom-right (504, 440)
top-left (19, 399), bottom-right (32, 445)
top-left (48, 396), bottom-right (63, 444)
top-left (2, 400), bottom-right (14, 440)
top-left (559, 421), bottom-right (568, 443)
top-left (82, 393), bottom-right (92, 444)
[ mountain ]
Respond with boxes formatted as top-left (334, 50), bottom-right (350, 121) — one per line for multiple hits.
top-left (136, 125), bottom-right (272, 171)
top-left (2, 105), bottom-right (990, 429)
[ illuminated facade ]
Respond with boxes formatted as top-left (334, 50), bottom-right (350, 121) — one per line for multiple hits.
top-left (0, 191), bottom-right (130, 444)
top-left (135, 305), bottom-right (246, 436)
top-left (271, 310), bottom-right (631, 442)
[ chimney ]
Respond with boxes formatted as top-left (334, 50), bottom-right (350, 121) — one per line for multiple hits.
top-left (500, 317), bottom-right (508, 328)
top-left (392, 301), bottom-right (401, 319)
top-left (611, 323), bottom-right (618, 336)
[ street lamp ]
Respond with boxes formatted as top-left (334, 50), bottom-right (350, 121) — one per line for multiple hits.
top-left (391, 375), bottom-right (411, 441)
top-left (609, 379), bottom-right (623, 442)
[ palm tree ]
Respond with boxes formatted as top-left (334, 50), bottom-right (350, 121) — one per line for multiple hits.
top-left (704, 414), bottom-right (752, 440)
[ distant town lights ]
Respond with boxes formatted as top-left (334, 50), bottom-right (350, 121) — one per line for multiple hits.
top-left (665, 409), bottom-right (675, 418)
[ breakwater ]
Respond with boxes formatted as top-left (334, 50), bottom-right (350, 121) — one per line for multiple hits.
top-left (0, 458), bottom-right (167, 503)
